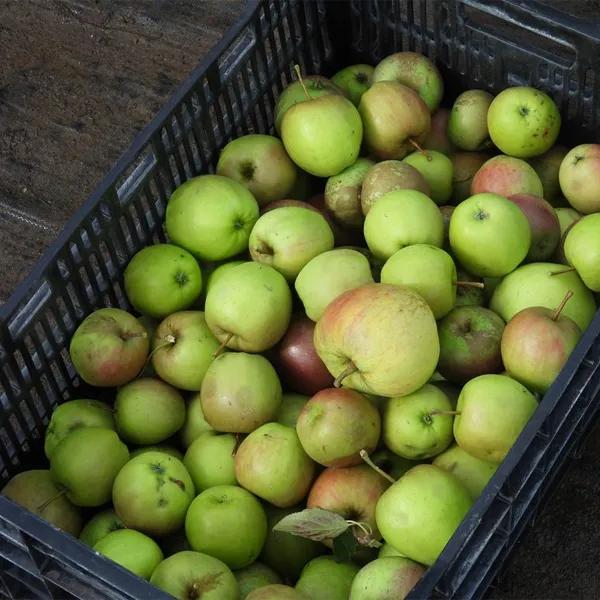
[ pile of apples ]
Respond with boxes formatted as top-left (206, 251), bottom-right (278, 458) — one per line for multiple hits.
top-left (3, 50), bottom-right (600, 600)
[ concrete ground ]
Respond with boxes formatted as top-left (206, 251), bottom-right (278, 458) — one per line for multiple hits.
top-left (0, 1), bottom-right (599, 598)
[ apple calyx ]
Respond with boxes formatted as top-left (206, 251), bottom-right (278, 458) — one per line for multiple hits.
top-left (552, 290), bottom-right (574, 321)
top-left (408, 138), bottom-right (432, 161)
top-left (359, 449), bottom-right (396, 484)
top-left (333, 362), bottom-right (358, 388)
top-left (36, 488), bottom-right (68, 513)
top-left (213, 332), bottom-right (233, 358)
top-left (294, 64), bottom-right (312, 101)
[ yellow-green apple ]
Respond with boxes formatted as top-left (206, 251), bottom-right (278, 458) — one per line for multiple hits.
top-left (247, 584), bottom-right (305, 599)
top-left (471, 155), bottom-right (543, 197)
top-left (403, 149), bottom-right (453, 204)
top-left (204, 260), bottom-right (246, 297)
top-left (372, 51), bottom-right (443, 111)
top-left (79, 509), bottom-right (123, 546)
top-left (236, 563), bottom-right (281, 598)
top-left (455, 267), bottom-right (485, 307)
top-left (205, 262), bottom-right (292, 352)
top-left (359, 81), bottom-right (431, 159)
top-left (183, 432), bottom-right (237, 492)
top-left (275, 393), bottom-right (309, 428)
top-left (200, 352), bottom-right (281, 432)
top-left (424, 108), bottom-right (454, 155)
top-left (454, 374), bottom-right (538, 463)
top-left (150, 551), bottom-right (238, 600)
top-left (487, 86), bottom-right (561, 157)
top-left (165, 174), bottom-right (259, 261)
top-left (449, 192), bottom-right (531, 276)
top-left (450, 152), bottom-right (489, 204)
top-left (180, 392), bottom-right (214, 449)
top-left (375, 464), bottom-right (472, 565)
top-left (295, 249), bottom-right (374, 321)
top-left (555, 207), bottom-right (582, 237)
top-left (448, 90), bottom-right (494, 151)
top-left (433, 444), bottom-right (498, 499)
top-left (296, 388), bottom-right (381, 467)
top-left (527, 145), bottom-right (568, 207)
top-left (313, 283), bottom-right (439, 397)
top-left (296, 556), bottom-right (359, 600)
top-left (331, 64), bottom-right (374, 106)
top-left (437, 306), bottom-right (505, 384)
top-left (235, 423), bottom-right (315, 507)
top-left (216, 134), bottom-right (298, 205)
top-left (564, 213), bottom-right (600, 291)
top-left (151, 311), bottom-right (220, 391)
top-left (490, 262), bottom-right (596, 330)
top-left (559, 144), bottom-right (600, 213)
top-left (364, 189), bottom-right (444, 260)
top-left (249, 207), bottom-right (334, 280)
top-left (349, 556), bottom-right (425, 600)
top-left (69, 308), bottom-right (149, 387)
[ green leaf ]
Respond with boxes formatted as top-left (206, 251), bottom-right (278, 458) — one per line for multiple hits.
top-left (273, 508), bottom-right (349, 542)
top-left (333, 528), bottom-right (360, 562)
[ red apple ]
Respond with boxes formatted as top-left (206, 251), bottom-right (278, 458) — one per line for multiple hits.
top-left (471, 155), bottom-right (543, 198)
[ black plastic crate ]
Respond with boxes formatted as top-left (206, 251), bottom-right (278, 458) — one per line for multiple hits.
top-left (1, 0), bottom-right (599, 598)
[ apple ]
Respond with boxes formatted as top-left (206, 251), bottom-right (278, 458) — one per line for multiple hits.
top-left (437, 306), bottom-right (505, 384)
top-left (94, 529), bottom-right (163, 580)
top-left (448, 89), bottom-right (494, 151)
top-left (528, 145), bottom-right (568, 207)
top-left (2, 470), bottom-right (82, 536)
top-left (324, 158), bottom-right (374, 228)
top-left (454, 374), bottom-right (538, 463)
top-left (307, 464), bottom-right (390, 544)
top-left (314, 283), bottom-right (439, 397)
top-left (331, 64), bottom-right (374, 106)
top-left (112, 451), bottom-right (194, 537)
top-left (200, 352), bottom-right (282, 433)
top-left (349, 556), bottom-right (425, 600)
top-left (296, 556), bottom-right (359, 600)
top-left (380, 244), bottom-right (457, 318)
top-left (165, 174), bottom-right (259, 261)
top-left (449, 192), bottom-right (531, 277)
top-left (151, 311), bottom-right (220, 391)
top-left (295, 249), bottom-right (374, 321)
top-left (183, 432), bottom-right (237, 491)
top-left (555, 207), bottom-right (582, 237)
top-left (124, 244), bottom-right (202, 318)
top-left (455, 268), bottom-right (485, 307)
top-left (363, 189), bottom-right (444, 260)
top-left (296, 388), bottom-right (381, 467)
top-left (115, 378), bottom-right (185, 445)
top-left (433, 444), bottom-right (498, 499)
top-left (185, 484), bottom-right (267, 569)
top-left (372, 51), bottom-right (443, 111)
top-left (180, 392), bottom-right (214, 449)
top-left (424, 108), bottom-right (453, 155)
top-left (359, 81), bottom-right (431, 159)
top-left (69, 307), bottom-right (149, 387)
top-left (403, 149), bottom-right (453, 204)
top-left (205, 262), bottom-right (292, 352)
top-left (559, 144), bottom-right (600, 214)
top-left (275, 393), bottom-right (309, 428)
top-left (246, 584), bottom-right (305, 599)
top-left (361, 160), bottom-right (430, 215)
top-left (270, 315), bottom-right (333, 395)
top-left (204, 260), bottom-right (247, 297)
top-left (450, 152), bottom-right (489, 204)
top-left (44, 399), bottom-right (114, 459)
top-left (79, 508), bottom-right (123, 546)
top-left (564, 214), bottom-right (600, 291)
top-left (130, 445), bottom-right (184, 461)
top-left (490, 262), bottom-right (597, 331)
top-left (216, 134), bottom-right (298, 205)
top-left (50, 427), bottom-right (128, 507)
top-left (487, 86), bottom-right (561, 157)
top-left (375, 464), bottom-right (473, 566)
top-left (150, 550), bottom-right (238, 600)
top-left (235, 423), bottom-right (315, 507)
top-left (235, 562), bottom-right (281, 598)
top-left (471, 155), bottom-right (543, 197)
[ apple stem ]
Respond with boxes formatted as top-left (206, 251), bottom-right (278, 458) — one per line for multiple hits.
top-left (213, 332), bottom-right (233, 358)
top-left (552, 290), bottom-right (574, 321)
top-left (408, 138), bottom-right (432, 161)
top-left (139, 335), bottom-right (176, 376)
top-left (333, 363), bottom-right (358, 388)
top-left (232, 432), bottom-right (242, 456)
top-left (294, 64), bottom-right (312, 101)
top-left (550, 267), bottom-right (577, 276)
top-left (359, 449), bottom-right (396, 484)
top-left (455, 281), bottom-right (485, 289)
top-left (36, 488), bottom-right (68, 513)
top-left (429, 410), bottom-right (462, 416)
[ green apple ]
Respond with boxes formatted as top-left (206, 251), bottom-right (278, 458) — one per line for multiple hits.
top-left (471, 155), bottom-right (543, 198)
top-left (124, 244), bottom-right (202, 318)
top-left (380, 244), bottom-right (456, 318)
top-left (448, 90), bottom-right (494, 151)
top-left (130, 445), bottom-right (184, 461)
top-left (235, 562), bottom-right (281, 599)
top-left (403, 149), bottom-right (453, 204)
top-left (449, 192), bottom-right (531, 276)
top-left (2, 470), bottom-right (82, 536)
top-left (451, 152), bottom-right (490, 204)
top-left (275, 393), bottom-right (309, 428)
top-left (363, 189), bottom-right (444, 261)
top-left (115, 378), bottom-right (185, 445)
top-left (249, 207), bottom-right (334, 280)
top-left (44, 399), bottom-right (114, 460)
top-left (79, 509), bottom-right (124, 546)
top-left (200, 352), bottom-right (282, 432)
top-left (295, 249), bottom-right (374, 321)
top-left (296, 556), bottom-right (359, 600)
top-left (50, 427), bottom-right (128, 507)
top-left (559, 144), bottom-right (600, 214)
top-left (94, 529), bottom-right (163, 580)
top-left (183, 432), bottom-right (237, 491)
top-left (433, 444), bottom-right (498, 499)
top-left (490, 262), bottom-right (596, 331)
top-left (375, 464), bottom-right (472, 566)
top-left (247, 584), bottom-right (306, 599)
top-left (349, 557), bottom-right (426, 600)
top-left (331, 64), bottom-right (374, 106)
top-left (564, 213), bottom-right (600, 291)
top-left (234, 423), bottom-right (315, 507)
top-left (527, 145), bottom-right (568, 207)
top-left (205, 262), bottom-right (292, 352)
top-left (487, 86), bottom-right (561, 157)
top-left (150, 550), bottom-right (238, 600)
top-left (555, 207), bottom-right (582, 237)
top-left (383, 384), bottom-right (454, 459)
top-left (216, 134), bottom-right (298, 205)
top-left (165, 174), bottom-right (259, 261)
top-left (180, 392), bottom-right (214, 448)
top-left (454, 374), bottom-right (538, 463)
top-left (185, 485), bottom-right (267, 569)
top-left (205, 260), bottom-right (247, 297)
